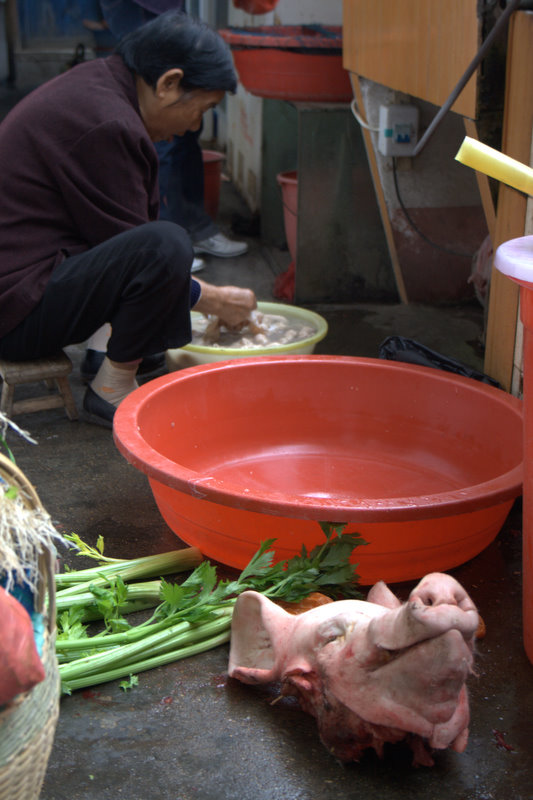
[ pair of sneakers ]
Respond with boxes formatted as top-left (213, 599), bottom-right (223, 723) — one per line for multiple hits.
top-left (191, 231), bottom-right (248, 273)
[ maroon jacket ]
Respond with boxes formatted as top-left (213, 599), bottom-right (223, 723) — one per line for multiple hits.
top-left (0, 55), bottom-right (160, 337)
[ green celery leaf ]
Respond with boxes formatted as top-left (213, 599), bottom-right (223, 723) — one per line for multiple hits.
top-left (237, 539), bottom-right (276, 581)
top-left (318, 521), bottom-right (346, 540)
top-left (113, 575), bottom-right (129, 605)
top-left (159, 579), bottom-right (187, 614)
top-left (107, 617), bottom-right (132, 633)
top-left (56, 607), bottom-right (89, 641)
top-left (119, 674), bottom-right (139, 692)
top-left (181, 560), bottom-right (218, 596)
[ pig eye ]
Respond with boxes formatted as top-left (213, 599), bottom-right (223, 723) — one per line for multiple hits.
top-left (316, 617), bottom-right (346, 645)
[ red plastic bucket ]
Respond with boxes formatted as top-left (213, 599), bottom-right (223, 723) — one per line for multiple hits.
top-left (219, 26), bottom-right (352, 102)
top-left (276, 170), bottom-right (298, 263)
top-left (202, 150), bottom-right (225, 219)
top-left (230, 48), bottom-right (352, 102)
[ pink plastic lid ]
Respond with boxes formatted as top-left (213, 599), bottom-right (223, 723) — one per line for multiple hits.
top-left (494, 235), bottom-right (533, 284)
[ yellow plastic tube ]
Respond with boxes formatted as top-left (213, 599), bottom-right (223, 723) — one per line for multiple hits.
top-left (455, 136), bottom-right (533, 196)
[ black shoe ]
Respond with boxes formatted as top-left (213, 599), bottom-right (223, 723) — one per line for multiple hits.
top-left (80, 349), bottom-right (167, 383)
top-left (82, 386), bottom-right (116, 429)
top-left (136, 353), bottom-right (167, 382)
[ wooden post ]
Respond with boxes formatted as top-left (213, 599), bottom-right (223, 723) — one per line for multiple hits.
top-left (484, 11), bottom-right (533, 390)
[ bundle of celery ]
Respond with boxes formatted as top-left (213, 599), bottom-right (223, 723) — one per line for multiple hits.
top-left (56, 525), bottom-right (365, 695)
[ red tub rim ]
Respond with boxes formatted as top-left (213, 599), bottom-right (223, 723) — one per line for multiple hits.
top-left (219, 25), bottom-right (343, 51)
top-left (113, 356), bottom-right (523, 523)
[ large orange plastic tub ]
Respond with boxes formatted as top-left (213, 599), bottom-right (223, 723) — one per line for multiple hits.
top-left (219, 26), bottom-right (352, 103)
top-left (113, 356), bottom-right (523, 584)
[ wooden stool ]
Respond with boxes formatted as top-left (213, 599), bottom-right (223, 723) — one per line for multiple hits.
top-left (0, 352), bottom-right (78, 419)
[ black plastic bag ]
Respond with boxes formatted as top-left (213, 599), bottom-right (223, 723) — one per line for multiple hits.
top-left (379, 335), bottom-right (501, 389)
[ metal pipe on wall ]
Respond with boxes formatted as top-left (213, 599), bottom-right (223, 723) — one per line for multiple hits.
top-left (413, 0), bottom-right (522, 156)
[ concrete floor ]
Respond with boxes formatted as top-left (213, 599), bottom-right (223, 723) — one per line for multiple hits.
top-left (3, 173), bottom-right (533, 799)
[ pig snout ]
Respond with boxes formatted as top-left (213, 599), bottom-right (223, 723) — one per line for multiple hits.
top-left (409, 572), bottom-right (479, 640)
top-left (368, 573), bottom-right (479, 652)
top-left (412, 572), bottom-right (477, 614)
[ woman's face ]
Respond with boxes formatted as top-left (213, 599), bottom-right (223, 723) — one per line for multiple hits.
top-left (138, 70), bottom-right (224, 142)
top-left (159, 88), bottom-right (225, 141)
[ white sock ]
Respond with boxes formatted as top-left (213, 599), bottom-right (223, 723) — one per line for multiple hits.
top-left (90, 357), bottom-right (140, 406)
top-left (86, 323), bottom-right (111, 351)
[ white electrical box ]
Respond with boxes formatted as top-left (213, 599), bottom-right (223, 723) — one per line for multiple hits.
top-left (378, 104), bottom-right (419, 157)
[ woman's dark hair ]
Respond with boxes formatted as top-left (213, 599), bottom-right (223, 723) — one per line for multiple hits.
top-left (115, 10), bottom-right (237, 92)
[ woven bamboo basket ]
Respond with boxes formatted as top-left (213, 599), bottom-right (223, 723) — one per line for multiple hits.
top-left (0, 452), bottom-right (60, 800)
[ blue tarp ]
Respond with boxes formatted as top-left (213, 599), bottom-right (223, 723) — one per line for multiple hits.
top-left (17, 0), bottom-right (103, 41)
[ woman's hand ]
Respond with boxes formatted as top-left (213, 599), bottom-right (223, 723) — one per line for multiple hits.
top-left (193, 280), bottom-right (257, 328)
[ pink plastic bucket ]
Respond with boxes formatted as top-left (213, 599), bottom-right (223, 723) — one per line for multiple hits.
top-left (276, 170), bottom-right (298, 262)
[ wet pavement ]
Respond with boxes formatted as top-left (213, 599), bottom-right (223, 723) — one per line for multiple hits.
top-left (2, 168), bottom-right (533, 800)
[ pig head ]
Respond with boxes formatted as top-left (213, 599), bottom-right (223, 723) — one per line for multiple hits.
top-left (228, 573), bottom-right (479, 767)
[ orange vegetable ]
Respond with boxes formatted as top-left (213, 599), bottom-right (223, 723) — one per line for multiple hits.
top-left (275, 592), bottom-right (334, 615)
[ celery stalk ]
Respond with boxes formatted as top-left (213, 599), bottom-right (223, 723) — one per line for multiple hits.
top-left (55, 580), bottom-right (162, 616)
top-left (59, 610), bottom-right (233, 684)
top-left (56, 613), bottom-right (191, 653)
top-left (55, 547), bottom-right (203, 589)
top-left (72, 598), bottom-right (160, 623)
top-left (56, 594), bottom-right (235, 654)
top-left (60, 630), bottom-right (232, 693)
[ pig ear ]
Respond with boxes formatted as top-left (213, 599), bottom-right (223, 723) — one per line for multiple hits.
top-left (228, 591), bottom-right (292, 684)
top-left (367, 580), bottom-right (402, 609)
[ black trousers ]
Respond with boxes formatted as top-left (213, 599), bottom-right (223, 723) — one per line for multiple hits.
top-left (0, 221), bottom-right (194, 363)
top-left (157, 132), bottom-right (217, 243)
